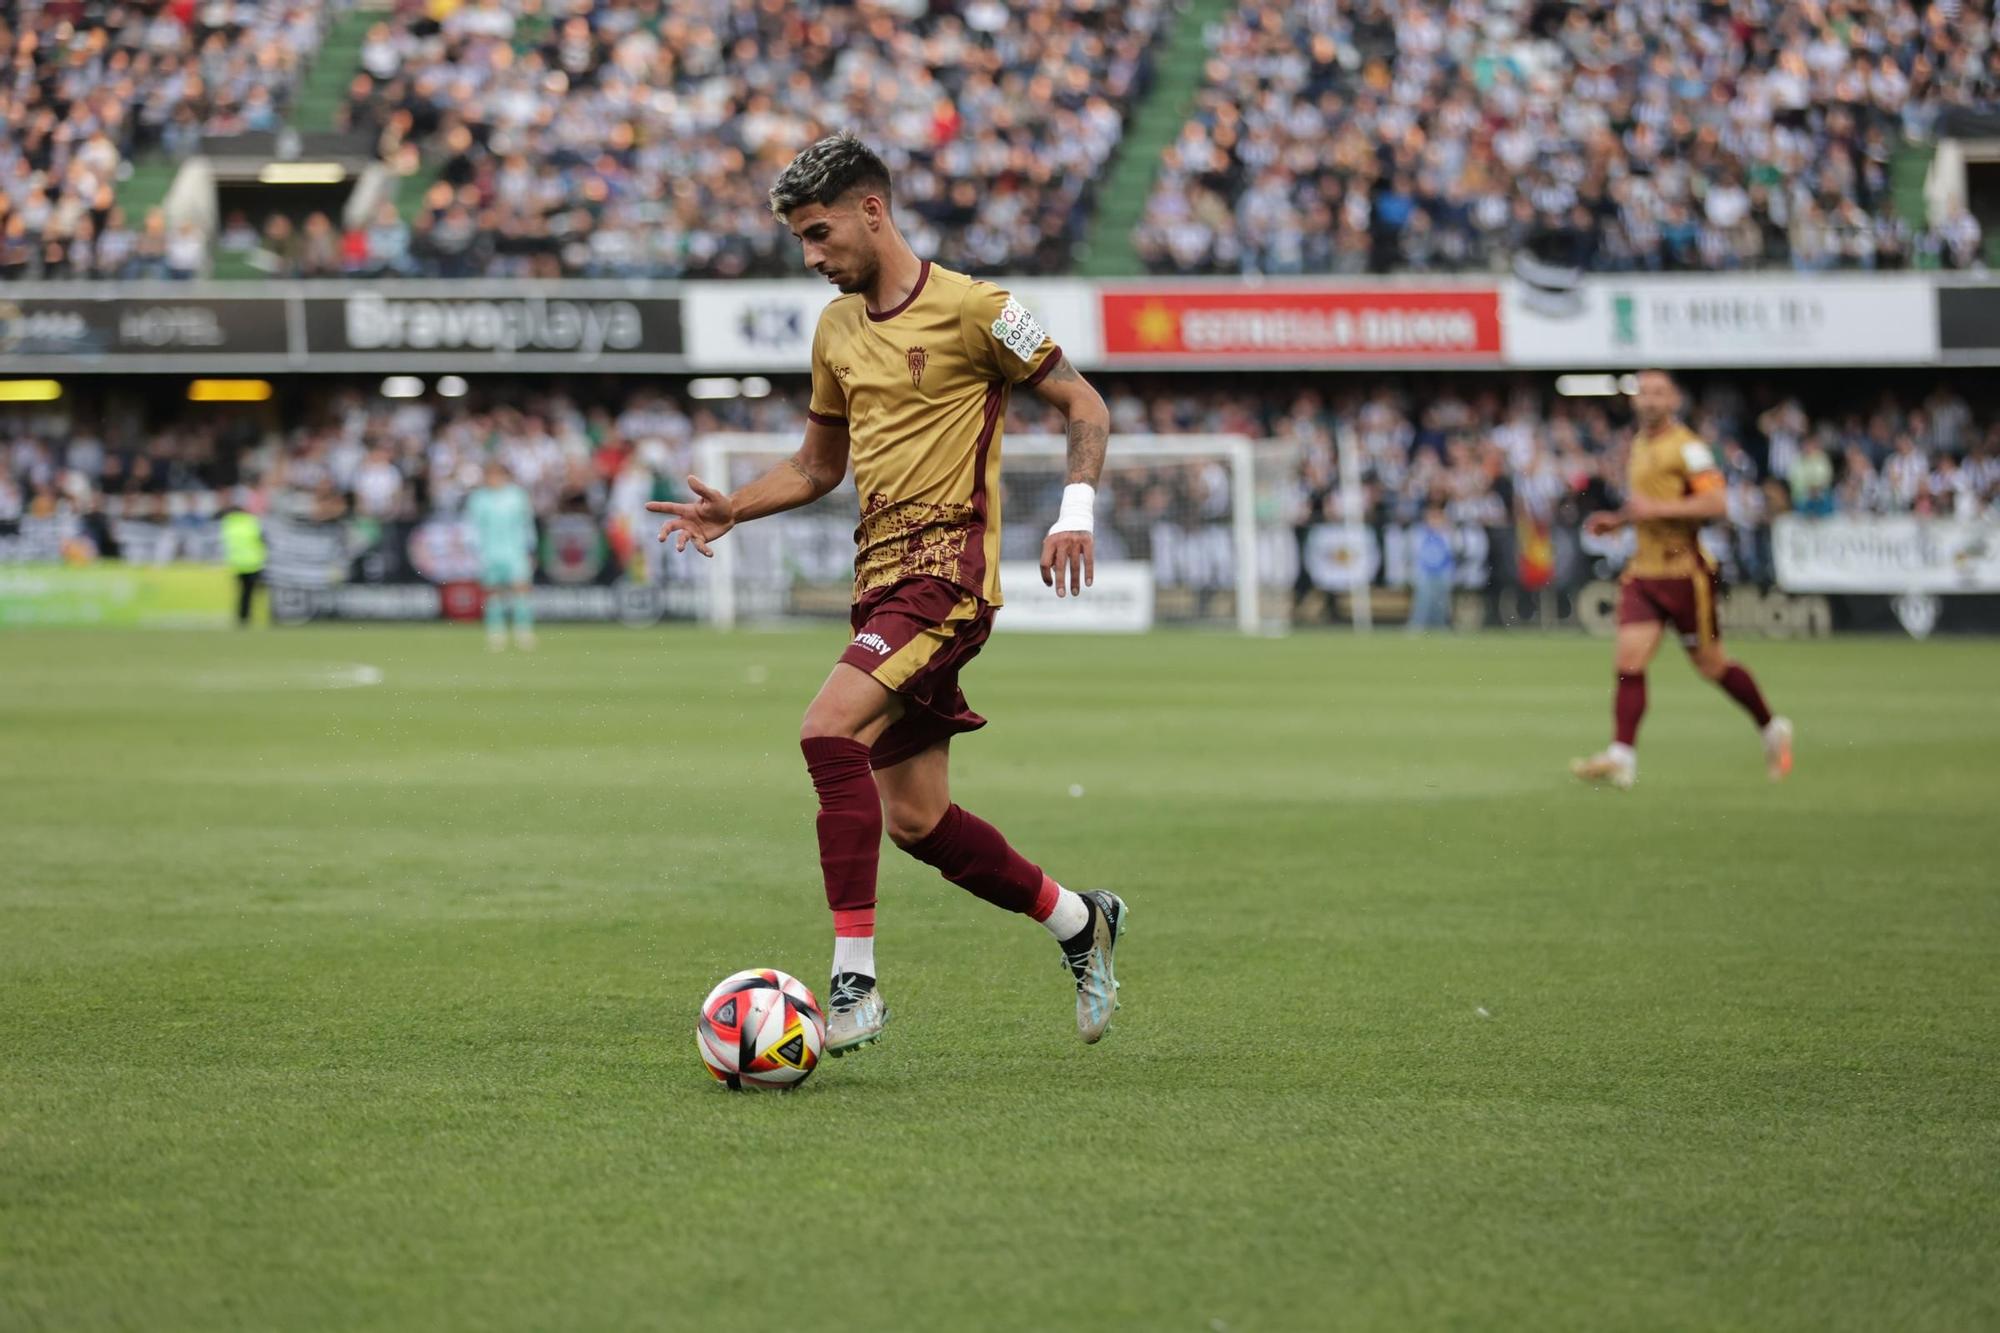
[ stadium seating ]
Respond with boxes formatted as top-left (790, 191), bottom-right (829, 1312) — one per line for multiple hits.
top-left (334, 0), bottom-right (1169, 279)
top-left (1135, 0), bottom-right (1995, 275)
top-left (0, 0), bottom-right (330, 281)
top-left (7, 0), bottom-right (1997, 280)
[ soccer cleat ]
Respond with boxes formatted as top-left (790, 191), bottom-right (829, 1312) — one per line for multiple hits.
top-left (1061, 891), bottom-right (1127, 1044)
top-left (513, 628), bottom-right (537, 652)
top-left (1571, 749), bottom-right (1636, 790)
top-left (1763, 716), bottom-right (1794, 782)
top-left (824, 976), bottom-right (888, 1057)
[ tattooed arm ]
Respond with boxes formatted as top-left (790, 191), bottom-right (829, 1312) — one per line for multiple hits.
top-left (1031, 357), bottom-right (1110, 486)
top-left (1028, 355), bottom-right (1111, 596)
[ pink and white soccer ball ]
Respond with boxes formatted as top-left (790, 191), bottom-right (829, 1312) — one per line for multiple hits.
top-left (695, 968), bottom-right (827, 1091)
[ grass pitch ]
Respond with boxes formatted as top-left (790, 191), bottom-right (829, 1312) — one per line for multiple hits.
top-left (2, 625), bottom-right (1996, 1332)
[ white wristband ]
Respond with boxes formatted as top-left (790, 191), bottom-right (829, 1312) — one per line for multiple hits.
top-left (1049, 483), bottom-right (1095, 535)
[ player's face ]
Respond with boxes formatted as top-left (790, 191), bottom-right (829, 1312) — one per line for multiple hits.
top-left (788, 197), bottom-right (880, 295)
top-left (1632, 373), bottom-right (1680, 427)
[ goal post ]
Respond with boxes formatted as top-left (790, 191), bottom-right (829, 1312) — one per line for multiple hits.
top-left (687, 433), bottom-right (1293, 633)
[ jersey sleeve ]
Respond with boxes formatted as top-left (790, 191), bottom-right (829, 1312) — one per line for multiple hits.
top-left (1680, 436), bottom-right (1725, 494)
top-left (960, 282), bottom-right (1063, 387)
top-left (807, 308), bottom-right (848, 427)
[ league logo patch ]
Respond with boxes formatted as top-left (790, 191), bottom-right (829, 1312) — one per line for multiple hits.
top-left (992, 296), bottom-right (1046, 363)
top-left (907, 345), bottom-right (928, 389)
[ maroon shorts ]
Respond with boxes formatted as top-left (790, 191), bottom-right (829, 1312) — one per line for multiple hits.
top-left (839, 576), bottom-right (995, 770)
top-left (1618, 568), bottom-right (1721, 647)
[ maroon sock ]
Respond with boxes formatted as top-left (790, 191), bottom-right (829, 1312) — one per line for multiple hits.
top-left (902, 804), bottom-right (1044, 915)
top-left (1717, 663), bottom-right (1774, 728)
top-left (1615, 672), bottom-right (1646, 747)
top-left (801, 737), bottom-right (880, 916)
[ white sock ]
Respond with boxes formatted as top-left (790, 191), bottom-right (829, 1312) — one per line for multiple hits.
top-left (1040, 886), bottom-right (1089, 942)
top-left (832, 934), bottom-right (875, 982)
top-left (1608, 743), bottom-right (1636, 767)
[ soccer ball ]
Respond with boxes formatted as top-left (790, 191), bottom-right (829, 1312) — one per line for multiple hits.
top-left (696, 968), bottom-right (827, 1091)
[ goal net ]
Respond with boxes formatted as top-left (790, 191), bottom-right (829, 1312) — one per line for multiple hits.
top-left (671, 434), bottom-right (1294, 633)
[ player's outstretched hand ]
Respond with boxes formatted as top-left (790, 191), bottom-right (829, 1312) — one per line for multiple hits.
top-left (646, 476), bottom-right (735, 557)
top-left (1584, 510), bottom-right (1625, 537)
top-left (1040, 530), bottom-right (1094, 598)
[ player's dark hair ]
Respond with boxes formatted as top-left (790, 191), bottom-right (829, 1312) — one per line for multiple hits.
top-left (768, 132), bottom-right (893, 218)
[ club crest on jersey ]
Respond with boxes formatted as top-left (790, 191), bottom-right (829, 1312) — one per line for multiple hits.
top-left (906, 345), bottom-right (928, 389)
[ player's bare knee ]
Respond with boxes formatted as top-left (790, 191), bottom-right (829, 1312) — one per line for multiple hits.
top-left (799, 706), bottom-right (863, 744)
top-left (883, 803), bottom-right (943, 850)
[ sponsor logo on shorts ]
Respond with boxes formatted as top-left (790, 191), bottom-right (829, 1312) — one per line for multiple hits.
top-left (852, 631), bottom-right (892, 656)
top-left (992, 296), bottom-right (1045, 363)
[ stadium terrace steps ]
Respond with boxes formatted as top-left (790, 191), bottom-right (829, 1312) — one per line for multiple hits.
top-left (1885, 140), bottom-right (2000, 268)
top-left (115, 158), bottom-right (180, 228)
top-left (290, 6), bottom-right (379, 134)
top-left (1891, 141), bottom-right (1935, 234)
top-left (1076, 0), bottom-right (1233, 276)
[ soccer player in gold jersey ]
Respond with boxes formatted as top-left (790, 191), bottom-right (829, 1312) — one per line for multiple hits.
top-left (1572, 370), bottom-right (1793, 790)
top-left (649, 134), bottom-right (1125, 1053)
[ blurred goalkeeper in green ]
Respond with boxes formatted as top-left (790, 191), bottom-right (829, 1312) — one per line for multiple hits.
top-left (467, 459), bottom-right (537, 651)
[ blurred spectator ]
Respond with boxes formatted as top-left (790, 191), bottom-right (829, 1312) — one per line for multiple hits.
top-left (1408, 503), bottom-right (1456, 629)
top-left (300, 211), bottom-right (341, 277)
top-left (254, 213), bottom-right (301, 275)
top-left (1788, 436), bottom-right (1837, 517)
top-left (166, 220), bottom-right (209, 280)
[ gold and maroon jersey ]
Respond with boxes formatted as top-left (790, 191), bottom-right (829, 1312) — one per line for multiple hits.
top-left (808, 261), bottom-right (1062, 606)
top-left (1626, 420), bottom-right (1724, 579)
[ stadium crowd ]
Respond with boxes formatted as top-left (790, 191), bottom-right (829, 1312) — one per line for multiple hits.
top-left (7, 379), bottom-right (1998, 580)
top-left (1136, 0), bottom-right (1997, 275)
top-left (0, 0), bottom-right (331, 281)
top-left (328, 0), bottom-right (1165, 279)
top-left (8, 0), bottom-right (1997, 281)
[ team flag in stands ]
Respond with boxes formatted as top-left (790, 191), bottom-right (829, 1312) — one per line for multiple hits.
top-left (1517, 518), bottom-right (1555, 591)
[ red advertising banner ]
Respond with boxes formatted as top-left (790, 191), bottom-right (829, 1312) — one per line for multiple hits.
top-left (1101, 288), bottom-right (1502, 363)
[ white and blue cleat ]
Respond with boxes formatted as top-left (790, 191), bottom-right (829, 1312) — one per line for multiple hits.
top-left (825, 978), bottom-right (889, 1057)
top-left (1063, 891), bottom-right (1127, 1044)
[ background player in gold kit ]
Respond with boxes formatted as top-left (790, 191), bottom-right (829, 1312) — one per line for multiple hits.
top-left (1572, 370), bottom-right (1794, 790)
top-left (648, 134), bottom-right (1125, 1054)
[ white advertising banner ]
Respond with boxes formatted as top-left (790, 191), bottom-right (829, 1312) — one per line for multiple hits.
top-left (1005, 280), bottom-right (1103, 368)
top-left (994, 560), bottom-right (1154, 632)
top-left (1774, 515), bottom-right (2000, 592)
top-left (1503, 275), bottom-right (1936, 366)
top-left (682, 281), bottom-right (834, 370)
top-left (682, 279), bottom-right (1102, 371)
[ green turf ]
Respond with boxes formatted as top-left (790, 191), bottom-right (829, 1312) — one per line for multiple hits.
top-left (2, 626), bottom-right (1996, 1332)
